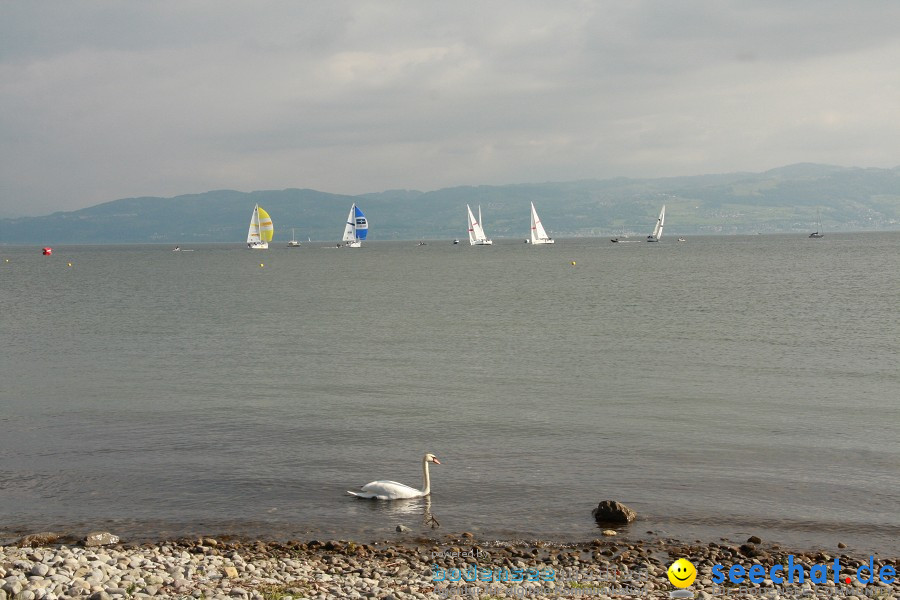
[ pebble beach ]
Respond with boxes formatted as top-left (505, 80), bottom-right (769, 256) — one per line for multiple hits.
top-left (1, 533), bottom-right (896, 600)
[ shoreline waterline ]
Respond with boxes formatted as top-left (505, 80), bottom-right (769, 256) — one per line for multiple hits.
top-left (4, 525), bottom-right (897, 564)
top-left (4, 511), bottom-right (898, 557)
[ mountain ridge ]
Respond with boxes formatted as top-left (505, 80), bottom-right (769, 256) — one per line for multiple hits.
top-left (2, 163), bottom-right (899, 244)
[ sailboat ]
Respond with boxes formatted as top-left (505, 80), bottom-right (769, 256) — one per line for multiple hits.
top-left (287, 228), bottom-right (301, 247)
top-left (342, 203), bottom-right (368, 247)
top-left (466, 204), bottom-right (492, 245)
top-left (247, 204), bottom-right (273, 249)
top-left (527, 202), bottom-right (555, 244)
top-left (646, 205), bottom-right (665, 242)
top-left (809, 209), bottom-right (824, 238)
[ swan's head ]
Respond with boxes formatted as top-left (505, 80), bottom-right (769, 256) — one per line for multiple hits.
top-left (425, 453), bottom-right (441, 465)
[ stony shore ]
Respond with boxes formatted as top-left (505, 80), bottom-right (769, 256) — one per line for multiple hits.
top-left (1, 533), bottom-right (896, 600)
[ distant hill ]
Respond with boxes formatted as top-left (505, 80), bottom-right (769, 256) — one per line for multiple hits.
top-left (2, 163), bottom-right (899, 244)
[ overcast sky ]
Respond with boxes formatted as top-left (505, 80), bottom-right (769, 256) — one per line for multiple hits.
top-left (2, 1), bottom-right (900, 217)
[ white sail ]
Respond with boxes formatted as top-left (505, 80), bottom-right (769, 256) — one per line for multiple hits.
top-left (342, 205), bottom-right (356, 243)
top-left (342, 203), bottom-right (368, 247)
top-left (247, 207), bottom-right (260, 245)
top-left (466, 204), bottom-right (492, 245)
top-left (529, 202), bottom-right (555, 244)
top-left (647, 205), bottom-right (665, 242)
top-left (247, 204), bottom-right (271, 249)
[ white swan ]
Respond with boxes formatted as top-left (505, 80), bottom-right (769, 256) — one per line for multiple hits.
top-left (347, 453), bottom-right (441, 500)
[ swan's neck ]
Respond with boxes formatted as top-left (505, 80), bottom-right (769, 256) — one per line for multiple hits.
top-left (421, 457), bottom-right (431, 496)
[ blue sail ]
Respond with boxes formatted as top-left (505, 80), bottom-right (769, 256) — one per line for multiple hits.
top-left (354, 205), bottom-right (368, 240)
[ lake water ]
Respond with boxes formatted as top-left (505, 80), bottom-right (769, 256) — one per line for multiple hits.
top-left (1, 234), bottom-right (898, 554)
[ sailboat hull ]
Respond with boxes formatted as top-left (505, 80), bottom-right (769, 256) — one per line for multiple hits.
top-left (470, 239), bottom-right (493, 246)
top-left (530, 238), bottom-right (555, 245)
top-left (248, 242), bottom-right (268, 249)
top-left (809, 209), bottom-right (824, 237)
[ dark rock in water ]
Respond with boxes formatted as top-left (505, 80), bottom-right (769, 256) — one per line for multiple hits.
top-left (837, 542), bottom-right (847, 549)
top-left (16, 532), bottom-right (59, 547)
top-left (739, 543), bottom-right (765, 558)
top-left (747, 535), bottom-right (762, 544)
top-left (84, 531), bottom-right (119, 547)
top-left (592, 500), bottom-right (637, 524)
top-left (396, 525), bottom-right (411, 532)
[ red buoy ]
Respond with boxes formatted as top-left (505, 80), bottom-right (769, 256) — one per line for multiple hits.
top-left (42, 247), bottom-right (52, 255)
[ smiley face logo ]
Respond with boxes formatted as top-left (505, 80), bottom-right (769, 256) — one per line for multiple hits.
top-left (667, 558), bottom-right (697, 588)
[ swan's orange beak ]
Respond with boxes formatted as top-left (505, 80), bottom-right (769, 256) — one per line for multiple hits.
top-left (432, 458), bottom-right (441, 464)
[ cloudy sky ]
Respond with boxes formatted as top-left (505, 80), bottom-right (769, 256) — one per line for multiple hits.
top-left (2, 1), bottom-right (900, 217)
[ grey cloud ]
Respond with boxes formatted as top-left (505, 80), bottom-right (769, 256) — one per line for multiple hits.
top-left (2, 1), bottom-right (900, 216)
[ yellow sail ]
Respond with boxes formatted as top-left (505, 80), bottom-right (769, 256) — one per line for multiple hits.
top-left (258, 207), bottom-right (274, 242)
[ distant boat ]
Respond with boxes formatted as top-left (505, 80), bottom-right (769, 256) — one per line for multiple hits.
top-left (466, 204), bottom-right (493, 245)
top-left (527, 202), bottom-right (555, 244)
top-left (287, 228), bottom-right (301, 247)
top-left (809, 209), bottom-right (824, 238)
top-left (172, 246), bottom-right (193, 252)
top-left (342, 203), bottom-right (368, 247)
top-left (247, 204), bottom-right (273, 249)
top-left (611, 226), bottom-right (629, 242)
top-left (646, 205), bottom-right (666, 242)
top-left (677, 237), bottom-right (686, 242)
top-left (452, 239), bottom-right (460, 245)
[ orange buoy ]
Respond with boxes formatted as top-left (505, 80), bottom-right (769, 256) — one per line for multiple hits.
top-left (43, 247), bottom-right (52, 255)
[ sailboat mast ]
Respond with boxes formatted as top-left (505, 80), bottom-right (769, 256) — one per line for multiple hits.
top-left (530, 202), bottom-right (536, 243)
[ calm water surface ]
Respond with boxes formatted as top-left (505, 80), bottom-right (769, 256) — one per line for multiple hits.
top-left (1, 234), bottom-right (898, 554)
